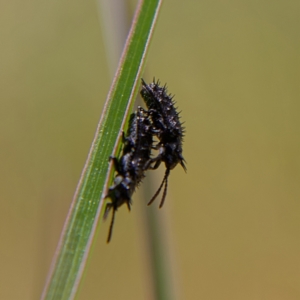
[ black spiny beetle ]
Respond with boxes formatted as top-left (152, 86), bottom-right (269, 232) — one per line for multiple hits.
top-left (104, 106), bottom-right (153, 242)
top-left (140, 78), bottom-right (186, 208)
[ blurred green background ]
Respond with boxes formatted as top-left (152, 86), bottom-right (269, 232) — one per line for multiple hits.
top-left (1, 0), bottom-right (300, 299)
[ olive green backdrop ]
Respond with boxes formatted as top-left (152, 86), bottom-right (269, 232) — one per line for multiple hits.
top-left (1, 0), bottom-right (299, 299)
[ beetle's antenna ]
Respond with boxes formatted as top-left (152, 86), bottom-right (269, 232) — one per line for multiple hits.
top-left (147, 168), bottom-right (170, 207)
top-left (106, 207), bottom-right (116, 243)
top-left (159, 170), bottom-right (169, 208)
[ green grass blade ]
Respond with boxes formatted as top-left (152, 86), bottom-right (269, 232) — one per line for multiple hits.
top-left (41, 1), bottom-right (163, 299)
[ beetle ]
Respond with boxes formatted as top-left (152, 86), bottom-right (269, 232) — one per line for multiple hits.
top-left (140, 79), bottom-right (186, 208)
top-left (104, 106), bottom-right (153, 242)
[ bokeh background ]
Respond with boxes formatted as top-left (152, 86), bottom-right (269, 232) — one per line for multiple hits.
top-left (1, 0), bottom-right (300, 299)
